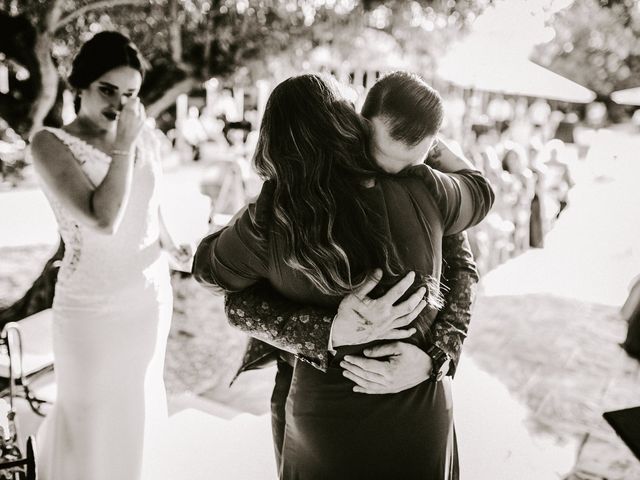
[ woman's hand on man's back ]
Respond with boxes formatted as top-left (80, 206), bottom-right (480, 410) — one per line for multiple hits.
top-left (330, 270), bottom-right (427, 348)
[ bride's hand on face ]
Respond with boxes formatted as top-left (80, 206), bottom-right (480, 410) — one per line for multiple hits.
top-left (114, 96), bottom-right (146, 151)
top-left (330, 270), bottom-right (427, 348)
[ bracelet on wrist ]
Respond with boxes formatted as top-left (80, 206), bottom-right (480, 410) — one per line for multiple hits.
top-left (111, 149), bottom-right (132, 157)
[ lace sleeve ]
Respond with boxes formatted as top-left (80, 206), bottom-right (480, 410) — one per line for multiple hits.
top-left (431, 232), bottom-right (478, 376)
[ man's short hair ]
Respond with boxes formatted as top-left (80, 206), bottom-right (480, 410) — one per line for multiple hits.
top-left (361, 71), bottom-right (443, 147)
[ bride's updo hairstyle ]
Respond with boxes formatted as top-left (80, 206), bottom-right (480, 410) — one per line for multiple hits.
top-left (67, 31), bottom-right (147, 113)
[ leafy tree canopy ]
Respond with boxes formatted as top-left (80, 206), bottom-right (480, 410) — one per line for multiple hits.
top-left (1, 0), bottom-right (492, 137)
top-left (534, 0), bottom-right (640, 98)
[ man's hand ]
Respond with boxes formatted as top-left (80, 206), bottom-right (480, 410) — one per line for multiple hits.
top-left (341, 342), bottom-right (433, 394)
top-left (330, 270), bottom-right (427, 348)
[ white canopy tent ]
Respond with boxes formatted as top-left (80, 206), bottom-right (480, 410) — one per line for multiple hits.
top-left (611, 87), bottom-right (640, 106)
top-left (437, 51), bottom-right (596, 104)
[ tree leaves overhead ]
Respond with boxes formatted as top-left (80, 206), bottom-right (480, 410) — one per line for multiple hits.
top-left (534, 0), bottom-right (640, 97)
top-left (6, 0), bottom-right (491, 82)
top-left (1, 0), bottom-right (492, 136)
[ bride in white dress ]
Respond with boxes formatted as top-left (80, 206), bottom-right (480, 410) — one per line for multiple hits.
top-left (29, 31), bottom-right (190, 480)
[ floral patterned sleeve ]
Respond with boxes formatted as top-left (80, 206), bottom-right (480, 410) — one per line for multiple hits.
top-left (225, 283), bottom-right (335, 372)
top-left (222, 232), bottom-right (478, 378)
top-left (432, 232), bottom-right (479, 377)
top-left (225, 233), bottom-right (479, 376)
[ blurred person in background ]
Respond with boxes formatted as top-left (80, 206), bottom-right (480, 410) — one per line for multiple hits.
top-left (0, 118), bottom-right (27, 185)
top-left (487, 94), bottom-right (513, 134)
top-left (540, 139), bottom-right (575, 218)
top-left (501, 141), bottom-right (536, 254)
top-left (181, 106), bottom-right (209, 161)
top-left (471, 127), bottom-right (516, 266)
top-left (528, 151), bottom-right (550, 249)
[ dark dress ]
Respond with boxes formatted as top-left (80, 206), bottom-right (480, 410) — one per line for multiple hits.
top-left (194, 165), bottom-right (494, 479)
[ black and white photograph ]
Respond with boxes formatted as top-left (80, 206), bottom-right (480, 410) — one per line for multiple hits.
top-left (0, 0), bottom-right (639, 479)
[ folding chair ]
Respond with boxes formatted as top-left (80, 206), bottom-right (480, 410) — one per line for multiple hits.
top-left (0, 309), bottom-right (55, 415)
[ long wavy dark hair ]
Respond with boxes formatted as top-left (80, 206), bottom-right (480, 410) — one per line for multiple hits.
top-left (253, 74), bottom-right (402, 296)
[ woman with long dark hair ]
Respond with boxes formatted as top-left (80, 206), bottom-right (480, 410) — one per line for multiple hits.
top-left (194, 73), bottom-right (493, 478)
top-left (29, 31), bottom-right (190, 480)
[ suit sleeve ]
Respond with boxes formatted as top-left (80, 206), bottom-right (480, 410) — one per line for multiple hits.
top-left (401, 164), bottom-right (495, 234)
top-left (195, 180), bottom-right (335, 371)
top-left (192, 183), bottom-right (272, 294)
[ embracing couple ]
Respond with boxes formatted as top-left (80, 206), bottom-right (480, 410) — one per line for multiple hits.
top-left (194, 72), bottom-right (494, 479)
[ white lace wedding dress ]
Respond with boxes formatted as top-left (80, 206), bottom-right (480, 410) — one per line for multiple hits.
top-left (32, 127), bottom-right (173, 480)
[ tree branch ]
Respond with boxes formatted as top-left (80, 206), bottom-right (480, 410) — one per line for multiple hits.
top-left (42, 0), bottom-right (65, 33)
top-left (146, 77), bottom-right (197, 119)
top-left (55, 0), bottom-right (148, 31)
top-left (168, 0), bottom-right (183, 64)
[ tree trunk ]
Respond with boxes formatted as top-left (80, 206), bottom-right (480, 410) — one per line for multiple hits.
top-left (168, 0), bottom-right (183, 65)
top-left (146, 77), bottom-right (196, 119)
top-left (27, 0), bottom-right (64, 137)
top-left (28, 31), bottom-right (59, 136)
